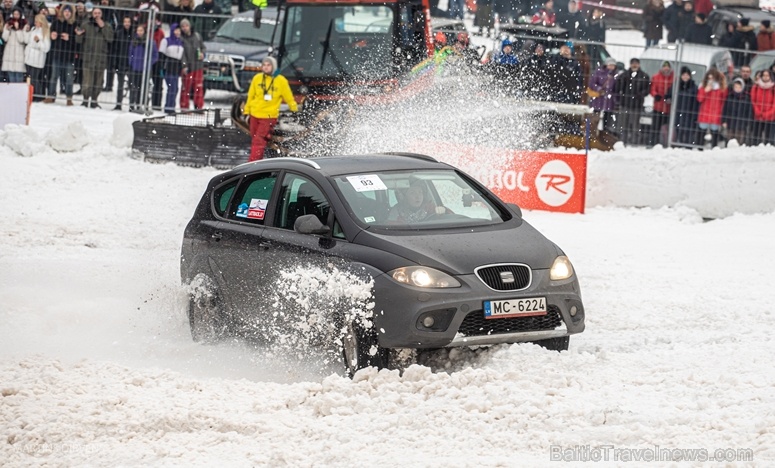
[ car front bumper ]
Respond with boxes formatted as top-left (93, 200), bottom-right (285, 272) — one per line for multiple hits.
top-left (372, 269), bottom-right (585, 349)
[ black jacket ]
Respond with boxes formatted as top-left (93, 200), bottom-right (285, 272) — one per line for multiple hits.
top-left (722, 90), bottom-right (754, 132)
top-left (615, 67), bottom-right (651, 110)
top-left (718, 30), bottom-right (737, 48)
top-left (732, 26), bottom-right (758, 67)
top-left (685, 23), bottom-right (713, 45)
top-left (112, 24), bottom-right (134, 72)
top-left (518, 53), bottom-right (550, 100)
top-left (662, 2), bottom-right (682, 42)
top-left (586, 17), bottom-right (605, 43)
top-left (557, 11), bottom-right (587, 39)
top-left (676, 8), bottom-right (695, 42)
top-left (50, 18), bottom-right (78, 63)
top-left (549, 55), bottom-right (582, 104)
top-left (675, 78), bottom-right (699, 130)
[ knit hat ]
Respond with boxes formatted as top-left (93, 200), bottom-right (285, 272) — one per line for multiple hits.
top-left (762, 20), bottom-right (771, 29)
top-left (696, 13), bottom-right (706, 21)
top-left (605, 57), bottom-right (616, 66)
top-left (733, 77), bottom-right (745, 87)
top-left (262, 56), bottom-right (278, 73)
top-left (62, 4), bottom-right (73, 12)
top-left (740, 17), bottom-right (750, 26)
top-left (680, 66), bottom-right (691, 75)
top-left (662, 61), bottom-right (671, 68)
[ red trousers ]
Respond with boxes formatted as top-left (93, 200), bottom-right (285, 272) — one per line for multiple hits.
top-left (249, 117), bottom-right (278, 161)
top-left (180, 69), bottom-right (204, 110)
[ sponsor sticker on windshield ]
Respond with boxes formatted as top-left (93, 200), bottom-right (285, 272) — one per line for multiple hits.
top-left (236, 198), bottom-right (268, 220)
top-left (347, 175), bottom-right (387, 192)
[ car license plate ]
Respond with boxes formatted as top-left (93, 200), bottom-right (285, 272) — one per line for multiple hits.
top-left (484, 297), bottom-right (547, 319)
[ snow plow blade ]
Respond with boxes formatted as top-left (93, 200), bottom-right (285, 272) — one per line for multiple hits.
top-left (131, 109), bottom-right (251, 168)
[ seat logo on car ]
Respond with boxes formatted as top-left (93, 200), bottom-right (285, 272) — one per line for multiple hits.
top-left (500, 271), bottom-right (516, 283)
top-left (536, 160), bottom-right (575, 207)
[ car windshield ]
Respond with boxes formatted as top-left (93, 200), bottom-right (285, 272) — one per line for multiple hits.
top-left (215, 16), bottom-right (277, 45)
top-left (280, 5), bottom-right (395, 80)
top-left (334, 170), bottom-right (508, 229)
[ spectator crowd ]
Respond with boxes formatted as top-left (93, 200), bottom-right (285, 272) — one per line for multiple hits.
top-left (1, 0), bottom-right (225, 111)
top-left (470, 0), bottom-right (775, 148)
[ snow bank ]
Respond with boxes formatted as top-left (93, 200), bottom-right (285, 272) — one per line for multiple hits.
top-left (2, 97), bottom-right (775, 467)
top-left (586, 145), bottom-right (775, 218)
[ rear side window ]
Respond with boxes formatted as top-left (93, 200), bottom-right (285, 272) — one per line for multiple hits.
top-left (229, 172), bottom-right (278, 224)
top-left (274, 173), bottom-right (331, 230)
top-left (213, 180), bottom-right (238, 216)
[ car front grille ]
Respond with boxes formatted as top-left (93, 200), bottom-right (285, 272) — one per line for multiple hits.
top-left (457, 306), bottom-right (562, 337)
top-left (475, 264), bottom-right (531, 291)
top-left (206, 54), bottom-right (245, 70)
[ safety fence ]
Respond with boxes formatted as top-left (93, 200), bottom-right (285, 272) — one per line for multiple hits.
top-left (493, 33), bottom-right (775, 149)
top-left (4, 2), bottom-right (775, 149)
top-left (2, 3), bottom-right (234, 113)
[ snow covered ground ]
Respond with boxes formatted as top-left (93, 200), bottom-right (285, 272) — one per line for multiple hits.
top-left (2, 81), bottom-right (775, 465)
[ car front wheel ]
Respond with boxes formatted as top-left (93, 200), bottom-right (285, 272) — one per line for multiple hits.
top-left (341, 321), bottom-right (388, 378)
top-left (534, 336), bottom-right (570, 352)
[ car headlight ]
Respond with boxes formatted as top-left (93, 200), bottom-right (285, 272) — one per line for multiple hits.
top-left (549, 256), bottom-right (574, 281)
top-left (389, 266), bottom-right (461, 288)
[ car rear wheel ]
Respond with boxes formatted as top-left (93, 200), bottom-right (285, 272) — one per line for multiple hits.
top-left (341, 321), bottom-right (388, 378)
top-left (187, 274), bottom-right (225, 343)
top-left (534, 336), bottom-right (570, 352)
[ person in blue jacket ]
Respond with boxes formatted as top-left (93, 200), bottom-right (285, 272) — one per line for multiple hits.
top-left (127, 23), bottom-right (158, 112)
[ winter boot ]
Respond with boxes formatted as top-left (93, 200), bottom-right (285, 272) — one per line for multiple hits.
top-left (66, 97), bottom-right (74, 106)
top-left (43, 97), bottom-right (55, 104)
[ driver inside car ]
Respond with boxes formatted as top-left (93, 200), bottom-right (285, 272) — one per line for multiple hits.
top-left (386, 179), bottom-right (450, 223)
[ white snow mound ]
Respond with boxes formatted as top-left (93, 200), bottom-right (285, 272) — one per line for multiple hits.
top-left (46, 121), bottom-right (91, 152)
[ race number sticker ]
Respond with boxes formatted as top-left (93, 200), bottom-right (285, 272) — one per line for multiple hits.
top-left (247, 198), bottom-right (267, 219)
top-left (347, 175), bottom-right (387, 192)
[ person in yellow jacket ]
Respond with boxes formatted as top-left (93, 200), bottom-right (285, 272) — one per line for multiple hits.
top-left (243, 56), bottom-right (298, 161)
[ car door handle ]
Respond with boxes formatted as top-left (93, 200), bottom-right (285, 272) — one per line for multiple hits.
top-left (211, 232), bottom-right (222, 242)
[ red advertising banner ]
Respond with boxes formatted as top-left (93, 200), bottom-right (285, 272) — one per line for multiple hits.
top-left (411, 141), bottom-right (587, 214)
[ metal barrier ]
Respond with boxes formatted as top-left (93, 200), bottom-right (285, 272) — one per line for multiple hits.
top-left (496, 32), bottom-right (775, 149)
top-left (8, 4), bottom-right (775, 149)
top-left (14, 3), bottom-right (232, 113)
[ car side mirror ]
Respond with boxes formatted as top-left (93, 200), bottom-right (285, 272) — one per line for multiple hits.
top-left (507, 203), bottom-right (522, 219)
top-left (253, 8), bottom-right (262, 29)
top-left (294, 214), bottom-right (331, 235)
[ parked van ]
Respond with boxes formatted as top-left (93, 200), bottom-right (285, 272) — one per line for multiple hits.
top-left (638, 43), bottom-right (734, 81)
top-left (637, 44), bottom-right (734, 133)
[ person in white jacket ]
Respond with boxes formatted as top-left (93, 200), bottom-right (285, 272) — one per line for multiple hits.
top-left (159, 23), bottom-right (185, 114)
top-left (1, 7), bottom-right (27, 82)
top-left (24, 14), bottom-right (51, 101)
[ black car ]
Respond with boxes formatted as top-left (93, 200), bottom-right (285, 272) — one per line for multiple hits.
top-left (203, 8), bottom-right (281, 92)
top-left (181, 153), bottom-right (585, 375)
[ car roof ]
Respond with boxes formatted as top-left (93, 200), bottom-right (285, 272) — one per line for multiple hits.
top-left (710, 7), bottom-right (775, 24)
top-left (232, 7), bottom-right (279, 20)
top-left (639, 44), bottom-right (730, 64)
top-left (228, 154), bottom-right (450, 179)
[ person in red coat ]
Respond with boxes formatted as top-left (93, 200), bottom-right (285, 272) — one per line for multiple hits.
top-left (696, 68), bottom-right (728, 148)
top-left (757, 20), bottom-right (775, 52)
top-left (649, 61), bottom-right (674, 146)
top-left (750, 69), bottom-right (775, 145)
top-left (694, 0), bottom-right (712, 16)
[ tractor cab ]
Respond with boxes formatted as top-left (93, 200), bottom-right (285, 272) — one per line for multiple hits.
top-left (276, 0), bottom-right (432, 100)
